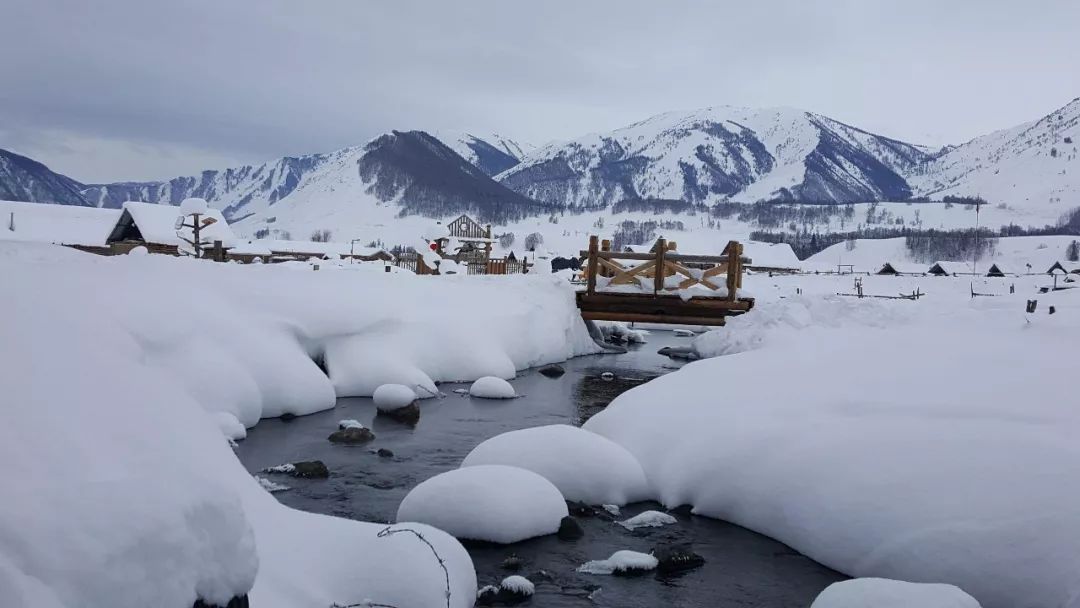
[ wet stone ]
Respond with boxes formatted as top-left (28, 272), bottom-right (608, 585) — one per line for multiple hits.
top-left (557, 516), bottom-right (584, 541)
top-left (538, 364), bottom-right (566, 378)
top-left (290, 461), bottom-right (329, 479)
top-left (328, 426), bottom-right (375, 444)
top-left (652, 542), bottom-right (706, 574)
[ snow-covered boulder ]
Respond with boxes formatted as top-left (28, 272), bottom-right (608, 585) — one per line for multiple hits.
top-left (577, 550), bottom-right (658, 575)
top-left (461, 425), bottom-right (650, 505)
top-left (374, 384), bottom-right (418, 410)
top-left (811, 578), bottom-right (981, 608)
top-left (397, 465), bottom-right (568, 543)
top-left (469, 376), bottom-right (517, 399)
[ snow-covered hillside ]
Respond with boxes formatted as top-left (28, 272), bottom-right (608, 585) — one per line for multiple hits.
top-left (911, 98), bottom-right (1080, 213)
top-left (0, 149), bottom-right (89, 206)
top-left (497, 106), bottom-right (934, 206)
top-left (437, 131), bottom-right (533, 176)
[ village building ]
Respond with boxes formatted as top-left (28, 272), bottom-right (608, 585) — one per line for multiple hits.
top-left (928, 261), bottom-right (977, 276)
top-left (107, 201), bottom-right (234, 255)
top-left (1, 199), bottom-right (121, 253)
top-left (877, 262), bottom-right (927, 276)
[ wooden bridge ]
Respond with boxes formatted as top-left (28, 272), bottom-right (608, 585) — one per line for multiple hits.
top-left (577, 236), bottom-right (755, 326)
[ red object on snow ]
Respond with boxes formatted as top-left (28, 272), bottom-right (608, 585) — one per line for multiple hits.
top-left (429, 242), bottom-right (438, 251)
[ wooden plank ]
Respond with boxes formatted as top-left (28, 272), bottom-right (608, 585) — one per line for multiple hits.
top-left (580, 311), bottom-right (727, 326)
top-left (585, 235), bottom-right (599, 295)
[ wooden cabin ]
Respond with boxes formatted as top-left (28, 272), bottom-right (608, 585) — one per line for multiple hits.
top-left (107, 201), bottom-right (234, 255)
top-left (877, 262), bottom-right (927, 276)
top-left (928, 261), bottom-right (976, 276)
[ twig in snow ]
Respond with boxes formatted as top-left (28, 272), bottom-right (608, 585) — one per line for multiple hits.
top-left (377, 525), bottom-right (452, 608)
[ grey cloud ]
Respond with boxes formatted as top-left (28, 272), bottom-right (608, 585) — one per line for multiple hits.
top-left (2, 0), bottom-right (1078, 181)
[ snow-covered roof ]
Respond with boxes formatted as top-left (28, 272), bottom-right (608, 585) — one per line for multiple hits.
top-left (228, 240), bottom-right (274, 256)
top-left (0, 200), bottom-right (121, 247)
top-left (929, 261), bottom-right (976, 275)
top-left (119, 201), bottom-right (235, 247)
top-left (740, 242), bottom-right (800, 270)
top-left (879, 262), bottom-right (927, 275)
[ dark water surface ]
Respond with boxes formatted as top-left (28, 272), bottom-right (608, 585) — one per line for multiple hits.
top-left (234, 331), bottom-right (844, 607)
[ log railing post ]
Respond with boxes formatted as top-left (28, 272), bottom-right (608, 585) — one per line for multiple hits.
top-left (586, 235), bottom-right (599, 295)
top-left (654, 237), bottom-right (666, 294)
top-left (726, 240), bottom-right (740, 301)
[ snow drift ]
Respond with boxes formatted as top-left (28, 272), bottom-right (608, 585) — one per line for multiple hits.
top-left (586, 290), bottom-right (1080, 608)
top-left (0, 247), bottom-right (478, 608)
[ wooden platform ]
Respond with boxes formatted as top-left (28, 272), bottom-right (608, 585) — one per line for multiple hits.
top-left (576, 236), bottom-right (755, 326)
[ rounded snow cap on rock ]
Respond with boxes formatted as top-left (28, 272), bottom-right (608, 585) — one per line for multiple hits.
top-left (469, 376), bottom-right (516, 399)
top-left (179, 197), bottom-right (209, 215)
top-left (373, 384), bottom-right (417, 410)
top-left (462, 424), bottom-right (650, 505)
top-left (396, 464), bottom-right (568, 543)
top-left (127, 245), bottom-right (148, 256)
top-left (810, 578), bottom-right (982, 608)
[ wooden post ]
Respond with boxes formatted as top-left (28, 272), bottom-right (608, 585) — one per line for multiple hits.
top-left (586, 235), bottom-right (599, 295)
top-left (599, 239), bottom-right (611, 277)
top-left (654, 237), bottom-right (666, 294)
top-left (213, 239), bottom-right (224, 262)
top-left (726, 240), bottom-right (739, 301)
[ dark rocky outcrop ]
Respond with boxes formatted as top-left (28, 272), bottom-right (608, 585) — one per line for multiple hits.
top-left (557, 516), bottom-right (584, 541)
top-left (538, 364), bottom-right (566, 378)
top-left (376, 448), bottom-right (395, 458)
top-left (651, 542), bottom-right (706, 574)
top-left (376, 401), bottom-right (421, 425)
top-left (289, 461), bottom-right (329, 478)
top-left (193, 595), bottom-right (248, 608)
top-left (328, 426), bottom-right (375, 444)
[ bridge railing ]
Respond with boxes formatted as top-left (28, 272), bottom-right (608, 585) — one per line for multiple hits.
top-left (580, 236), bottom-right (751, 301)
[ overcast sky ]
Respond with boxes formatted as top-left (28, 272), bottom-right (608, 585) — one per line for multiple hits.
top-left (2, 0), bottom-right (1078, 183)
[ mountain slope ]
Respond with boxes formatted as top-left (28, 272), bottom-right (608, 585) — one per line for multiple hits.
top-left (0, 149), bottom-right (90, 206)
top-left (909, 98), bottom-right (1080, 214)
top-left (438, 132), bottom-right (532, 176)
top-left (497, 106), bottom-right (935, 206)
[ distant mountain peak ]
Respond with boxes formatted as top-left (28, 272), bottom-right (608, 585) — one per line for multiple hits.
top-left (0, 149), bottom-right (90, 206)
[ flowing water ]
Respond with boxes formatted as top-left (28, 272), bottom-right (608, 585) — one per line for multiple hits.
top-left (234, 330), bottom-right (844, 607)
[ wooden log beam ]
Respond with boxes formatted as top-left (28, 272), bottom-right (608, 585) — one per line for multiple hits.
top-left (580, 311), bottom-right (728, 326)
top-left (586, 235), bottom-right (599, 295)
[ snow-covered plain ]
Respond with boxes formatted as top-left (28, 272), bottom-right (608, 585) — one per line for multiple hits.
top-left (0, 241), bottom-right (602, 608)
top-left (585, 274), bottom-right (1080, 608)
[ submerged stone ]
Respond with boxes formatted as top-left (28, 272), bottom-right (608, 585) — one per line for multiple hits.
top-left (557, 516), bottom-right (584, 541)
top-left (328, 426), bottom-right (375, 444)
top-left (538, 364), bottom-right (566, 378)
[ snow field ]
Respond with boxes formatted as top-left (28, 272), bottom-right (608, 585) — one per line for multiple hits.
top-left (585, 286), bottom-right (1080, 608)
top-left (1, 264), bottom-right (478, 608)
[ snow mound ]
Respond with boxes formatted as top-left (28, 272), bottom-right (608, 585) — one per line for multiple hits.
top-left (373, 383), bottom-right (418, 410)
top-left (461, 425), bottom-right (650, 505)
top-left (499, 575), bottom-right (535, 596)
top-left (469, 376), bottom-right (517, 399)
top-left (811, 578), bottom-right (981, 608)
top-left (617, 510), bottom-right (677, 530)
top-left (397, 465), bottom-right (568, 543)
top-left (577, 550), bottom-right (659, 575)
top-left (338, 419), bottom-right (365, 430)
top-left (586, 295), bottom-right (1080, 608)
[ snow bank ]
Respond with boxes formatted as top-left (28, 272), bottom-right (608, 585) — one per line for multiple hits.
top-left (2, 244), bottom-right (481, 608)
top-left (577, 550), bottom-right (659, 575)
top-left (461, 425), bottom-right (650, 505)
top-left (469, 376), bottom-right (518, 399)
top-left (2, 244), bottom-right (596, 432)
top-left (499, 575), bottom-right (535, 596)
top-left (811, 578), bottom-right (981, 608)
top-left (586, 290), bottom-right (1080, 608)
top-left (397, 465), bottom-right (568, 543)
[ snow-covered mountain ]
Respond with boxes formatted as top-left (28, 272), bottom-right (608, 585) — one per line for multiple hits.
top-left (77, 131), bottom-right (545, 226)
top-left (910, 97), bottom-right (1080, 214)
top-left (437, 132), bottom-right (533, 176)
top-left (497, 106), bottom-right (937, 206)
top-left (0, 149), bottom-right (90, 207)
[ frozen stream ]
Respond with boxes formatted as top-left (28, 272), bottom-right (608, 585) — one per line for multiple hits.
top-left (234, 330), bottom-right (845, 607)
